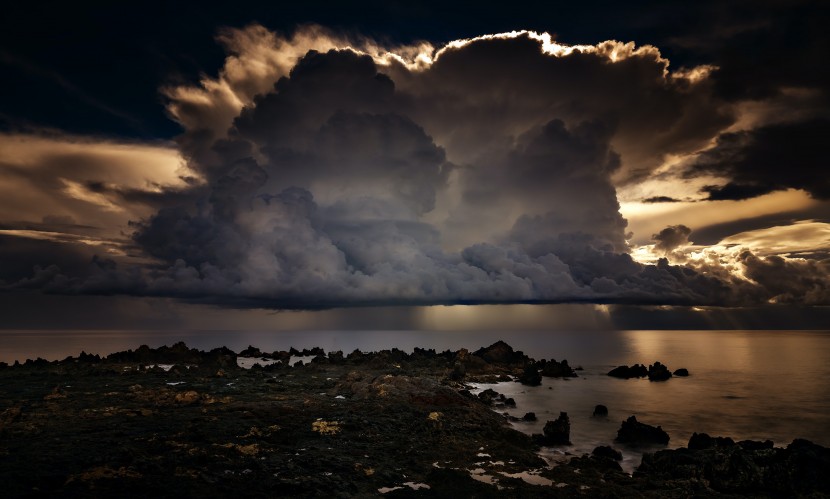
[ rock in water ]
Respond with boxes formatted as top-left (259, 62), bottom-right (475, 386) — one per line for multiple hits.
top-left (518, 364), bottom-right (542, 386)
top-left (607, 364), bottom-right (648, 379)
top-left (673, 368), bottom-right (689, 376)
top-left (647, 362), bottom-right (672, 381)
top-left (542, 412), bottom-right (571, 445)
top-left (540, 359), bottom-right (578, 378)
top-left (615, 415), bottom-right (669, 446)
top-left (522, 412), bottom-right (536, 422)
top-left (593, 404), bottom-right (608, 417)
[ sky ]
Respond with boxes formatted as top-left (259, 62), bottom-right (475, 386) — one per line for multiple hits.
top-left (1, 0), bottom-right (828, 330)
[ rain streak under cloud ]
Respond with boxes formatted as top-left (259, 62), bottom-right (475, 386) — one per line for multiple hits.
top-left (1, 22), bottom-right (829, 314)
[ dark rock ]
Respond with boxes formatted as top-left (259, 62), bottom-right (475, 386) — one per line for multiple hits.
top-left (688, 432), bottom-right (735, 450)
top-left (615, 415), bottom-right (669, 446)
top-left (607, 364), bottom-right (648, 379)
top-left (472, 340), bottom-right (526, 365)
top-left (518, 364), bottom-right (542, 386)
top-left (477, 388), bottom-right (500, 405)
top-left (522, 412), bottom-right (536, 422)
top-left (673, 368), bottom-right (690, 376)
top-left (540, 359), bottom-right (577, 378)
top-left (503, 397), bottom-right (516, 408)
top-left (592, 445), bottom-right (623, 461)
top-left (739, 439), bottom-right (774, 451)
top-left (765, 439), bottom-right (830, 496)
top-left (238, 345), bottom-right (262, 357)
top-left (593, 404), bottom-right (608, 417)
top-left (647, 361), bottom-right (672, 382)
top-left (541, 412), bottom-right (571, 445)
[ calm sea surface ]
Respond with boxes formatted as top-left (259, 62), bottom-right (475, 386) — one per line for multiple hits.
top-left (2, 329), bottom-right (829, 470)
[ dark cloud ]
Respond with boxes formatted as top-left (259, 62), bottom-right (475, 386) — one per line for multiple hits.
top-left (642, 196), bottom-right (681, 203)
top-left (687, 119), bottom-right (830, 200)
top-left (652, 225), bottom-right (692, 255)
top-left (740, 251), bottom-right (830, 305)
top-left (5, 23), bottom-right (830, 314)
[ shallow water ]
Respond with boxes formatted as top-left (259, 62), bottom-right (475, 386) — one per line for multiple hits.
top-left (2, 328), bottom-right (829, 462)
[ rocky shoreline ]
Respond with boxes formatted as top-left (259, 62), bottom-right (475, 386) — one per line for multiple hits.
top-left (1, 341), bottom-right (828, 497)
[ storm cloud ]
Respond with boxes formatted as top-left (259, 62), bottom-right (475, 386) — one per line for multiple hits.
top-left (3, 24), bottom-right (830, 310)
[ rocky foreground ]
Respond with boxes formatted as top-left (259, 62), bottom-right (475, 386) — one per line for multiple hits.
top-left (1, 341), bottom-right (828, 498)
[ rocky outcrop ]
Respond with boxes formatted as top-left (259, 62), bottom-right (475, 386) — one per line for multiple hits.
top-left (607, 364), bottom-right (648, 379)
top-left (638, 434), bottom-right (830, 496)
top-left (518, 364), bottom-right (542, 386)
top-left (615, 416), bottom-right (670, 446)
top-left (593, 404), bottom-right (608, 417)
top-left (472, 341), bottom-right (528, 365)
top-left (647, 361), bottom-right (672, 381)
top-left (538, 358), bottom-right (578, 378)
top-left (537, 412), bottom-right (571, 446)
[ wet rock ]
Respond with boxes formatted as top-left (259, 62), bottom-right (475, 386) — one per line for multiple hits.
top-left (615, 415), bottom-right (669, 446)
top-left (503, 397), bottom-right (516, 408)
top-left (518, 364), bottom-right (542, 386)
top-left (688, 432), bottom-right (735, 450)
top-left (592, 445), bottom-right (623, 461)
top-left (539, 359), bottom-right (578, 378)
top-left (673, 368), bottom-right (689, 376)
top-left (541, 412), bottom-right (571, 445)
top-left (477, 388), bottom-right (500, 405)
top-left (647, 361), bottom-right (672, 382)
top-left (592, 404), bottom-right (608, 417)
top-left (607, 364), bottom-right (648, 379)
top-left (521, 412), bottom-right (536, 422)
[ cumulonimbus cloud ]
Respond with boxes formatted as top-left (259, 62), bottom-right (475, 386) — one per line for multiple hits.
top-left (4, 24), bottom-right (829, 308)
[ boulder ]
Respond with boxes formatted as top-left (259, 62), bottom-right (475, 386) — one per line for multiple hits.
top-left (615, 416), bottom-right (669, 446)
top-left (540, 359), bottom-right (578, 378)
top-left (593, 404), bottom-right (609, 417)
top-left (647, 362), bottom-right (672, 382)
top-left (541, 412), bottom-right (571, 445)
top-left (607, 364), bottom-right (648, 379)
top-left (518, 364), bottom-right (542, 386)
top-left (473, 341), bottom-right (526, 365)
top-left (673, 368), bottom-right (690, 376)
top-left (522, 412), bottom-right (537, 422)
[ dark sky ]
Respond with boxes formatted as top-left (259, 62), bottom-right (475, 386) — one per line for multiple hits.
top-left (1, 0), bottom-right (828, 329)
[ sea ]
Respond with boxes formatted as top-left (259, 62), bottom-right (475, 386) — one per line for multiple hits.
top-left (2, 329), bottom-right (829, 472)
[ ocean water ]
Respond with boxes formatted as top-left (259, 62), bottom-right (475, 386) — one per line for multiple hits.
top-left (2, 329), bottom-right (829, 469)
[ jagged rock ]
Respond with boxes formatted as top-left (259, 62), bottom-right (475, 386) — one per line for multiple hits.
top-left (766, 439), bottom-right (830, 496)
top-left (607, 364), bottom-right (648, 379)
top-left (673, 368), bottom-right (689, 376)
top-left (477, 388), bottom-right (500, 405)
top-left (472, 340), bottom-right (527, 365)
top-left (688, 432), bottom-right (736, 450)
top-left (592, 445), bottom-right (623, 461)
top-left (238, 345), bottom-right (262, 357)
top-left (647, 362), bottom-right (672, 382)
top-left (542, 412), bottom-right (571, 445)
top-left (593, 404), bottom-right (608, 417)
top-left (615, 415), bottom-right (669, 446)
top-left (539, 359), bottom-right (578, 378)
top-left (518, 364), bottom-right (542, 386)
